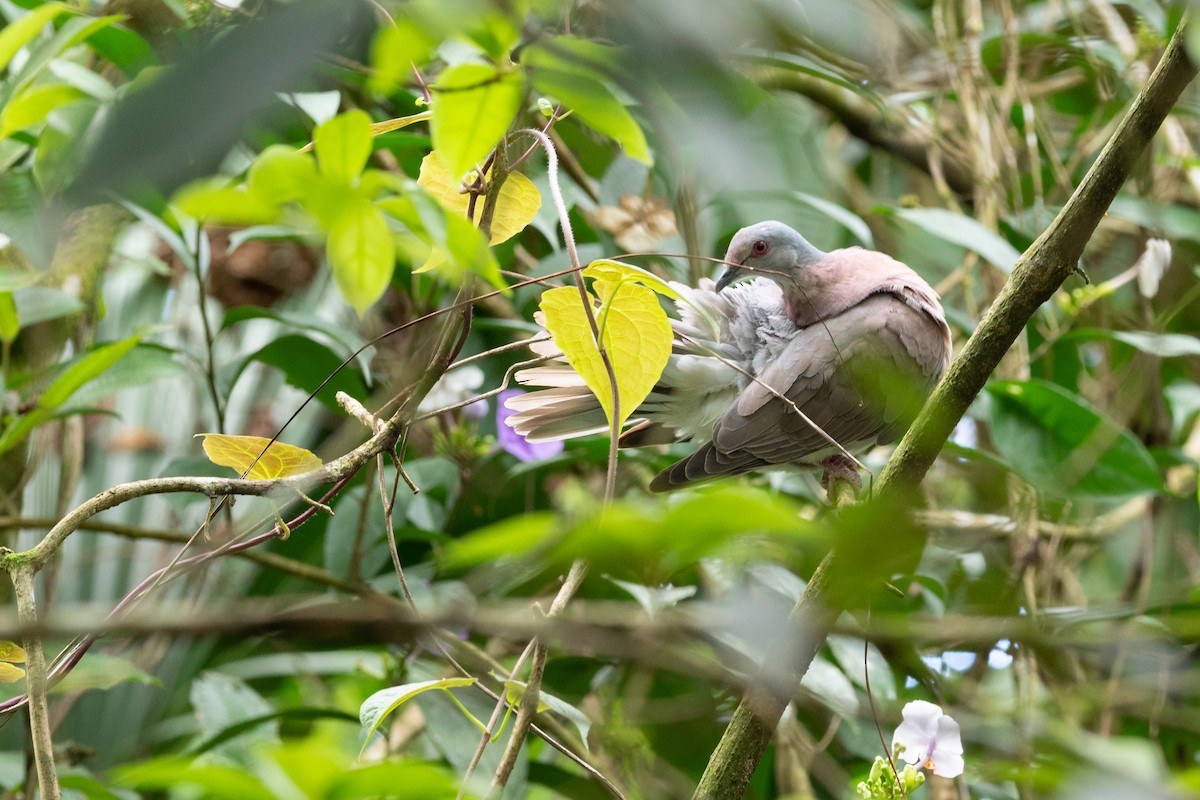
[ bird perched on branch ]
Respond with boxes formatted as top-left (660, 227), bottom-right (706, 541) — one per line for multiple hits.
top-left (505, 220), bottom-right (952, 492)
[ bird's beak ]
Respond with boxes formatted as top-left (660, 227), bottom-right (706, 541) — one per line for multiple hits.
top-left (714, 266), bottom-right (740, 292)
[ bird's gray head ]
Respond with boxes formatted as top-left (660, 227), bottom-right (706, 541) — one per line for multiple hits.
top-left (715, 221), bottom-right (825, 291)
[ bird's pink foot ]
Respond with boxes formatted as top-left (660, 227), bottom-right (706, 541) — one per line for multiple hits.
top-left (819, 455), bottom-right (862, 495)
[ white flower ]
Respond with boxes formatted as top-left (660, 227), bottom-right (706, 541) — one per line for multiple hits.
top-left (892, 700), bottom-right (964, 778)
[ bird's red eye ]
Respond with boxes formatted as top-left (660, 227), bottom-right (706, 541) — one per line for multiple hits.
top-left (752, 240), bottom-right (769, 256)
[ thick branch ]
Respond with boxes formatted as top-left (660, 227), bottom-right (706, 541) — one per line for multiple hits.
top-left (693, 20), bottom-right (1195, 800)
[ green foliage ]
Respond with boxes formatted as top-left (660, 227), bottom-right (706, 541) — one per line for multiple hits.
top-left (0, 1), bottom-right (1196, 799)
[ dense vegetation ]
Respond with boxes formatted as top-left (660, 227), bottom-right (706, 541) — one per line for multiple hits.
top-left (0, 1), bottom-right (1198, 798)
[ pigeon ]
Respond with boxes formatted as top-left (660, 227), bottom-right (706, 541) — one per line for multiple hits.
top-left (504, 220), bottom-right (952, 492)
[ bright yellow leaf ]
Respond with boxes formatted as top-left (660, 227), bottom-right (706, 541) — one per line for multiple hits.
top-left (197, 434), bottom-right (322, 480)
top-left (582, 259), bottom-right (682, 300)
top-left (0, 641), bottom-right (25, 663)
top-left (0, 663), bottom-right (23, 683)
top-left (417, 150), bottom-right (541, 245)
top-left (539, 277), bottom-right (671, 429)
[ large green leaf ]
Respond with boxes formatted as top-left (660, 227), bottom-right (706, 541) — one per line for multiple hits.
top-left (881, 206), bottom-right (1021, 272)
top-left (430, 62), bottom-right (523, 178)
top-left (524, 37), bottom-right (650, 164)
top-left (986, 379), bottom-right (1163, 498)
top-left (1065, 329), bottom-right (1200, 358)
top-left (314, 109), bottom-right (373, 184)
top-left (220, 334), bottom-right (369, 413)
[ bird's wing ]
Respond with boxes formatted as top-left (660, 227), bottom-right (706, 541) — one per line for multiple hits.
top-left (651, 292), bottom-right (947, 490)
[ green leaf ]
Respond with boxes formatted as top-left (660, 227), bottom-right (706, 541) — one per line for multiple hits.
top-left (430, 62), bottom-right (523, 178)
top-left (0, 84), bottom-right (84, 140)
top-left (327, 202), bottom-right (395, 314)
top-left (790, 191), bottom-right (874, 247)
top-left (314, 109), bottom-right (373, 183)
top-left (1108, 194), bottom-right (1200, 243)
top-left (1065, 329), bottom-right (1200, 358)
top-left (173, 178), bottom-right (281, 225)
top-left (114, 757), bottom-right (276, 800)
top-left (417, 149), bottom-right (541, 243)
top-left (987, 379), bottom-right (1163, 497)
top-left (525, 38), bottom-right (650, 164)
top-left (0, 291), bottom-right (17, 342)
top-left (358, 677), bottom-right (479, 754)
top-left (882, 206), bottom-right (1021, 272)
top-left (539, 276), bottom-right (672, 429)
top-left (50, 653), bottom-right (159, 694)
top-left (247, 145), bottom-right (318, 204)
top-left (0, 2), bottom-right (72, 73)
top-left (0, 333), bottom-right (141, 457)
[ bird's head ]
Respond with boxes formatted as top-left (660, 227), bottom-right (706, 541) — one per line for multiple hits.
top-left (715, 221), bottom-right (825, 291)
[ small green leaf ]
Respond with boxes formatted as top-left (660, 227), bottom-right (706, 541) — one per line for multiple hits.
top-left (987, 379), bottom-right (1163, 497)
top-left (359, 678), bottom-right (479, 754)
top-left (173, 178), bottom-right (280, 225)
top-left (430, 62), bottom-right (523, 178)
top-left (327, 202), bottom-right (395, 314)
top-left (314, 109), bottom-right (373, 183)
top-left (0, 2), bottom-right (72, 73)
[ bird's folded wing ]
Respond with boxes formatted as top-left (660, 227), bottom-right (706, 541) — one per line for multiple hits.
top-left (712, 293), bottom-right (944, 466)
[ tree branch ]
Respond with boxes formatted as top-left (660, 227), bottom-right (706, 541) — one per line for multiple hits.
top-left (693, 19), bottom-right (1196, 800)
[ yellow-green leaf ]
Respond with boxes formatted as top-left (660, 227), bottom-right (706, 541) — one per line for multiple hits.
top-left (327, 202), bottom-right (396, 314)
top-left (0, 641), bottom-right (26, 663)
top-left (0, 84), bottom-right (84, 140)
top-left (539, 278), bottom-right (671, 429)
top-left (173, 179), bottom-right (280, 225)
top-left (430, 62), bottom-right (523, 179)
top-left (0, 2), bottom-right (71, 73)
top-left (503, 679), bottom-right (551, 713)
top-left (0, 663), bottom-right (23, 683)
top-left (417, 150), bottom-right (541, 244)
top-left (359, 677), bottom-right (479, 756)
top-left (314, 109), bottom-right (373, 184)
top-left (197, 434), bottom-right (322, 480)
top-left (370, 111), bottom-right (432, 137)
top-left (582, 259), bottom-right (681, 300)
top-left (0, 292), bottom-right (17, 343)
top-left (248, 145), bottom-right (317, 203)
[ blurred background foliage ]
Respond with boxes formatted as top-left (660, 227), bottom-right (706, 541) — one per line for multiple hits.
top-left (0, 0), bottom-right (1197, 798)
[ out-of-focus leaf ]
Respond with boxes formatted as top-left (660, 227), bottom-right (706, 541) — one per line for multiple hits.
top-left (1065, 329), bottom-right (1200, 358)
top-left (540, 276), bottom-right (671, 429)
top-left (523, 37), bottom-right (651, 164)
top-left (358, 677), bottom-right (479, 754)
top-left (370, 20), bottom-right (435, 92)
top-left (51, 653), bottom-right (158, 694)
top-left (791, 191), bottom-right (874, 247)
top-left (114, 757), bottom-right (276, 800)
top-left (800, 658), bottom-right (859, 715)
top-left (315, 109), bottom-right (373, 184)
top-left (67, 0), bottom-right (367, 202)
top-left (1108, 195), bottom-right (1200, 243)
top-left (221, 306), bottom-right (373, 380)
top-left (881, 206), bottom-right (1020, 271)
top-left (430, 62), bottom-right (523, 178)
top-left (607, 576), bottom-right (696, 616)
top-left (64, 343), bottom-right (186, 408)
top-left (417, 149), bottom-right (541, 243)
top-left (0, 663), bottom-right (23, 683)
top-left (0, 84), bottom-right (84, 140)
top-left (198, 434), bottom-right (322, 480)
top-left (173, 178), bottom-right (280, 225)
top-left (189, 672), bottom-right (279, 764)
top-left (9, 285), bottom-right (83, 326)
top-left (987, 379), bottom-right (1163, 497)
top-left (246, 145), bottom-right (318, 204)
top-left (326, 762), bottom-right (459, 800)
top-left (0, 641), bottom-right (24, 663)
top-left (34, 97), bottom-right (100, 194)
top-left (0, 3), bottom-right (72, 73)
top-left (0, 292), bottom-right (16, 342)
top-left (328, 201), bottom-right (395, 314)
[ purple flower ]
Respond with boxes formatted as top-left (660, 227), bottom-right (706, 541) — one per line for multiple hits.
top-left (892, 700), bottom-right (964, 778)
top-left (497, 389), bottom-right (564, 463)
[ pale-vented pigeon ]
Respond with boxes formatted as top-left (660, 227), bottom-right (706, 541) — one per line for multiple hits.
top-left (504, 221), bottom-right (951, 491)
